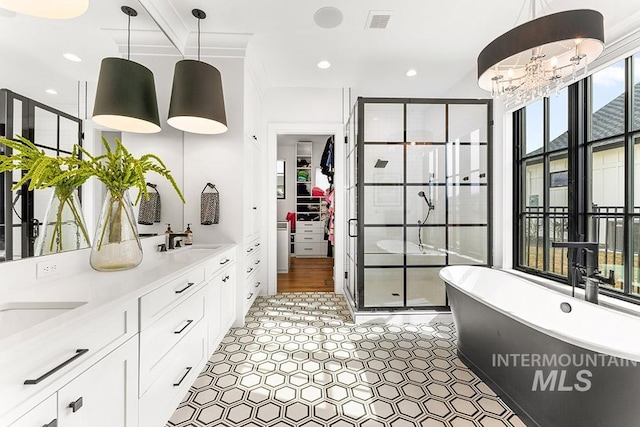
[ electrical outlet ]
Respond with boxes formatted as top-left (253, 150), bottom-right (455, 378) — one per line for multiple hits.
top-left (37, 260), bottom-right (59, 278)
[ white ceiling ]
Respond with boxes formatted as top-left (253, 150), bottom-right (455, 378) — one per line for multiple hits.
top-left (2, 0), bottom-right (640, 115)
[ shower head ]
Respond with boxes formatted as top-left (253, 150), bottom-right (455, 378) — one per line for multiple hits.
top-left (374, 159), bottom-right (388, 168)
top-left (418, 191), bottom-right (425, 197)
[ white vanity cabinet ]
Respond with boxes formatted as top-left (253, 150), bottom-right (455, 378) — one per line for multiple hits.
top-left (9, 333), bottom-right (138, 427)
top-left (239, 237), bottom-right (262, 320)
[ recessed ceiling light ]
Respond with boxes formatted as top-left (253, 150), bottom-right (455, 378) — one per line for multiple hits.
top-left (406, 69), bottom-right (417, 77)
top-left (317, 60), bottom-right (331, 69)
top-left (46, 89), bottom-right (58, 95)
top-left (63, 53), bottom-right (82, 62)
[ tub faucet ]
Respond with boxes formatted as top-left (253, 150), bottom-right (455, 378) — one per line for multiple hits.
top-left (167, 233), bottom-right (188, 250)
top-left (551, 241), bottom-right (615, 304)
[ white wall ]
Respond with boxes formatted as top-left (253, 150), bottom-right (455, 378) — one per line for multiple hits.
top-left (276, 143), bottom-right (296, 221)
top-left (263, 87), bottom-right (343, 123)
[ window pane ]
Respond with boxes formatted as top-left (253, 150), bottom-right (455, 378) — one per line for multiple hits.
top-left (590, 60), bottom-right (625, 141)
top-left (34, 107), bottom-right (58, 149)
top-left (590, 140), bottom-right (625, 213)
top-left (59, 116), bottom-right (79, 153)
top-left (364, 104), bottom-right (404, 142)
top-left (525, 100), bottom-right (543, 156)
top-left (448, 186), bottom-right (488, 225)
top-left (363, 186), bottom-right (404, 224)
top-left (406, 185), bottom-right (445, 225)
top-left (448, 105), bottom-right (487, 143)
top-left (591, 216), bottom-right (624, 292)
top-left (635, 137), bottom-right (640, 211)
top-left (521, 214), bottom-right (543, 271)
top-left (632, 219), bottom-right (640, 296)
top-left (549, 87), bottom-right (568, 149)
top-left (524, 158), bottom-right (544, 210)
top-left (447, 143), bottom-right (487, 184)
top-left (406, 104), bottom-right (445, 142)
top-left (548, 218), bottom-right (569, 277)
top-left (549, 151), bottom-right (568, 208)
top-left (634, 52), bottom-right (640, 131)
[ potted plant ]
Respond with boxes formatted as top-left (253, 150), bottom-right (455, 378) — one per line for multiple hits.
top-left (69, 136), bottom-right (185, 271)
top-left (0, 136), bottom-right (91, 255)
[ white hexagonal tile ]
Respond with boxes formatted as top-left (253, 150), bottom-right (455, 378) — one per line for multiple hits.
top-left (425, 399), bottom-right (452, 418)
top-left (256, 402), bottom-right (282, 424)
top-left (376, 384), bottom-right (400, 400)
top-left (300, 385), bottom-right (323, 403)
top-left (215, 373), bottom-right (238, 388)
top-left (227, 403), bottom-right (253, 423)
top-left (450, 397), bottom-right (479, 417)
top-left (383, 370), bottom-right (405, 384)
top-left (290, 371), bottom-right (310, 386)
top-left (275, 386), bottom-right (297, 402)
top-left (247, 386), bottom-right (271, 404)
top-left (192, 389), bottom-right (218, 406)
top-left (337, 371), bottom-right (357, 386)
top-left (353, 385), bottom-right (374, 401)
top-left (369, 399), bottom-right (394, 419)
top-left (396, 399), bottom-right (422, 417)
top-left (326, 385), bottom-right (349, 401)
top-left (280, 361), bottom-right (298, 373)
top-left (401, 383), bottom-right (425, 399)
top-left (240, 373), bottom-right (261, 388)
top-left (220, 388), bottom-right (244, 404)
top-left (257, 361), bottom-right (277, 373)
top-left (313, 401), bottom-right (338, 421)
top-left (341, 400), bottom-right (366, 420)
top-left (168, 405), bottom-right (196, 424)
top-left (196, 403), bottom-right (224, 424)
top-left (285, 401), bottom-right (310, 422)
top-left (302, 361), bottom-right (321, 373)
top-left (265, 373), bottom-right (286, 387)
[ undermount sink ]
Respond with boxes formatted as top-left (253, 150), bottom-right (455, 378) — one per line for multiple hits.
top-left (0, 301), bottom-right (87, 340)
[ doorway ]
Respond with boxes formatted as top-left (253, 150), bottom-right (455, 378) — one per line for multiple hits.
top-left (276, 134), bottom-right (334, 292)
top-left (266, 123), bottom-right (344, 297)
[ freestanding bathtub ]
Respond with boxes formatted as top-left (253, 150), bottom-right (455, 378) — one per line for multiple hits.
top-left (439, 265), bottom-right (640, 427)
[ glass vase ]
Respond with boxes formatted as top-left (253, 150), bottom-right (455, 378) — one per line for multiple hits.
top-left (90, 189), bottom-right (143, 271)
top-left (36, 187), bottom-right (90, 256)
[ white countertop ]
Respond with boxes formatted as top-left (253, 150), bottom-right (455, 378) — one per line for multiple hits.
top-left (0, 242), bottom-right (235, 354)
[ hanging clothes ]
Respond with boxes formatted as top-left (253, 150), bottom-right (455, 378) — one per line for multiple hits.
top-left (320, 135), bottom-right (334, 184)
top-left (325, 186), bottom-right (335, 245)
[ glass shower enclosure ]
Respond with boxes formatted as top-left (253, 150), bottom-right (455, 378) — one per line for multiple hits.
top-left (344, 97), bottom-right (492, 311)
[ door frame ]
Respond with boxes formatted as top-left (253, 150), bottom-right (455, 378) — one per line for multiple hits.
top-left (266, 122), bottom-right (345, 296)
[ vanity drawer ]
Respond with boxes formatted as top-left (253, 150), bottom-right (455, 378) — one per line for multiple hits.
top-left (0, 300), bottom-right (136, 421)
top-left (139, 319), bottom-right (207, 427)
top-left (245, 249), bottom-right (261, 279)
top-left (140, 266), bottom-right (205, 330)
top-left (243, 277), bottom-right (261, 312)
top-left (204, 248), bottom-right (235, 280)
top-left (295, 242), bottom-right (326, 257)
top-left (139, 287), bottom-right (206, 394)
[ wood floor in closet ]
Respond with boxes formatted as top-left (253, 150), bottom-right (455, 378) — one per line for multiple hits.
top-left (277, 257), bottom-right (334, 292)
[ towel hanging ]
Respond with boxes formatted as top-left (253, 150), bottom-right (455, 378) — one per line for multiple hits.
top-left (201, 183), bottom-right (220, 225)
top-left (138, 183), bottom-right (161, 225)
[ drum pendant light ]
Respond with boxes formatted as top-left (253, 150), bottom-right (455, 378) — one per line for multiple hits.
top-left (0, 0), bottom-right (89, 19)
top-left (92, 6), bottom-right (161, 134)
top-left (168, 9), bottom-right (228, 135)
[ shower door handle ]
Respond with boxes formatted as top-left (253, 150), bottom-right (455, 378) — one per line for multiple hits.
top-left (348, 218), bottom-right (358, 237)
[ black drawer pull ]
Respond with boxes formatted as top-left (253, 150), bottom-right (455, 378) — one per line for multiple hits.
top-left (254, 281), bottom-right (261, 288)
top-left (222, 275), bottom-right (230, 282)
top-left (255, 243), bottom-right (260, 247)
top-left (25, 349), bottom-right (89, 385)
top-left (304, 248), bottom-right (312, 251)
top-left (69, 397), bottom-right (83, 413)
top-left (173, 367), bottom-right (192, 387)
top-left (174, 319), bottom-right (193, 334)
top-left (220, 258), bottom-right (230, 265)
top-left (246, 267), bottom-right (253, 274)
top-left (175, 282), bottom-right (195, 294)
top-left (43, 419), bottom-right (57, 427)
top-left (247, 292), bottom-right (253, 300)
top-left (304, 237), bottom-right (312, 240)
top-left (246, 247), bottom-right (253, 253)
top-left (255, 260), bottom-right (261, 265)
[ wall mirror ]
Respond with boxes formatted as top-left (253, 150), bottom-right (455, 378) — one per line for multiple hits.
top-left (0, 2), bottom-right (179, 262)
top-left (276, 159), bottom-right (286, 199)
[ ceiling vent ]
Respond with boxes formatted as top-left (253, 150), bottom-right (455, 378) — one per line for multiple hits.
top-left (365, 11), bottom-right (393, 29)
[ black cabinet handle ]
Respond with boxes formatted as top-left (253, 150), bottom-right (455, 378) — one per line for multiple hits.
top-left (348, 218), bottom-right (358, 237)
top-left (246, 267), bottom-right (253, 274)
top-left (255, 243), bottom-right (260, 247)
top-left (68, 397), bottom-right (83, 413)
top-left (220, 258), bottom-right (230, 265)
top-left (246, 292), bottom-right (253, 300)
top-left (173, 367), bottom-right (192, 387)
top-left (43, 419), bottom-right (57, 427)
top-left (175, 282), bottom-right (195, 294)
top-left (254, 281), bottom-right (261, 288)
top-left (222, 275), bottom-right (230, 282)
top-left (24, 349), bottom-right (89, 385)
top-left (255, 260), bottom-right (260, 265)
top-left (246, 247), bottom-right (253, 253)
top-left (174, 319), bottom-right (193, 334)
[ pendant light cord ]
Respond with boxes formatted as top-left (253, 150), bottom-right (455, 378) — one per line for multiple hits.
top-left (127, 12), bottom-right (131, 60)
top-left (197, 15), bottom-right (201, 61)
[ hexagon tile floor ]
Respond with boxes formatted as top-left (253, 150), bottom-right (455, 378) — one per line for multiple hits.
top-left (167, 293), bottom-right (525, 427)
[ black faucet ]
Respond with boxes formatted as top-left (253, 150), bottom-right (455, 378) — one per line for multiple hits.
top-left (167, 233), bottom-right (188, 250)
top-left (551, 241), bottom-right (614, 304)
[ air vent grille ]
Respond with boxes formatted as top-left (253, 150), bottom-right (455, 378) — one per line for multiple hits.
top-left (366, 11), bottom-right (393, 29)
